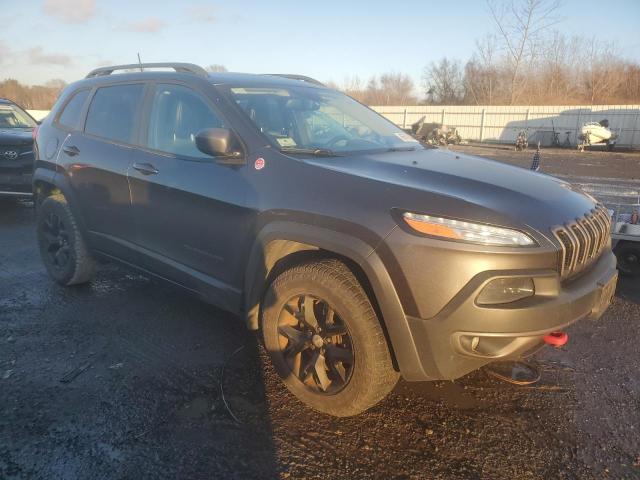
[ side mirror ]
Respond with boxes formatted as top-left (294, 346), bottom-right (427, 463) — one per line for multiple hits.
top-left (195, 128), bottom-right (244, 165)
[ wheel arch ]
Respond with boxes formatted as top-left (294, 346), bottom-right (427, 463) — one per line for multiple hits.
top-left (33, 168), bottom-right (88, 236)
top-left (244, 221), bottom-right (429, 380)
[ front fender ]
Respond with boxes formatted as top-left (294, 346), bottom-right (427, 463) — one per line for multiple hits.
top-left (243, 221), bottom-right (432, 380)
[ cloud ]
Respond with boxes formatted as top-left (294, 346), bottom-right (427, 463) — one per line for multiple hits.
top-left (27, 47), bottom-right (73, 67)
top-left (42, 0), bottom-right (96, 24)
top-left (121, 17), bottom-right (167, 33)
top-left (187, 5), bottom-right (216, 23)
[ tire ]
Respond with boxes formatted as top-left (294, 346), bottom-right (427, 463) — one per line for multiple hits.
top-left (261, 259), bottom-right (399, 417)
top-left (615, 242), bottom-right (640, 277)
top-left (36, 194), bottom-right (95, 286)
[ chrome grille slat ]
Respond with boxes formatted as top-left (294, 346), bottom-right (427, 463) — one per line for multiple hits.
top-left (590, 214), bottom-right (604, 253)
top-left (571, 223), bottom-right (588, 265)
top-left (553, 206), bottom-right (611, 279)
top-left (582, 217), bottom-right (598, 259)
top-left (592, 210), bottom-right (607, 251)
top-left (593, 210), bottom-right (608, 249)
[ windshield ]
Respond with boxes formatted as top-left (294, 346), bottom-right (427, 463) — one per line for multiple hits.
top-left (0, 104), bottom-right (37, 129)
top-left (227, 85), bottom-right (422, 154)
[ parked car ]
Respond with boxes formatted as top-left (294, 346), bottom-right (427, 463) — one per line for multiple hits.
top-left (0, 98), bottom-right (38, 198)
top-left (33, 63), bottom-right (618, 416)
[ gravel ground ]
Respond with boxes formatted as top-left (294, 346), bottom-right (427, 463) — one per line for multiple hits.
top-left (449, 143), bottom-right (640, 181)
top-left (1, 146), bottom-right (640, 480)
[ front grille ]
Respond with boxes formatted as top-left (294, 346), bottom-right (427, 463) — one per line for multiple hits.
top-left (0, 144), bottom-right (33, 161)
top-left (1, 145), bottom-right (27, 154)
top-left (552, 206), bottom-right (611, 279)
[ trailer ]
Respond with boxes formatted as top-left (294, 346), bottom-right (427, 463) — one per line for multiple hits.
top-left (571, 181), bottom-right (640, 276)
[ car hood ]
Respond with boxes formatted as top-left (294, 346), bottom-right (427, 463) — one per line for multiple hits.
top-left (306, 147), bottom-right (596, 234)
top-left (0, 128), bottom-right (33, 146)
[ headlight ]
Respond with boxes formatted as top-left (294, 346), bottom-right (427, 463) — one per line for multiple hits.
top-left (402, 212), bottom-right (536, 247)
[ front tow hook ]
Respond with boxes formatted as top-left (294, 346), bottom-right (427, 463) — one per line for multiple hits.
top-left (543, 331), bottom-right (568, 347)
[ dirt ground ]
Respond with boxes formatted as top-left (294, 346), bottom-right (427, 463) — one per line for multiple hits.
top-left (450, 142), bottom-right (640, 182)
top-left (1, 146), bottom-right (640, 479)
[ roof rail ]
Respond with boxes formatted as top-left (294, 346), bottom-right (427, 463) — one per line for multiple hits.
top-left (264, 74), bottom-right (325, 87)
top-left (86, 63), bottom-right (208, 79)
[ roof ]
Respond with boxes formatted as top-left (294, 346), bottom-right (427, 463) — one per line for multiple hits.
top-left (207, 72), bottom-right (325, 88)
top-left (77, 68), bottom-right (326, 90)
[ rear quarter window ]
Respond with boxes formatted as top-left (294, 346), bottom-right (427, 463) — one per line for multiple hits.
top-left (84, 84), bottom-right (145, 144)
top-left (57, 89), bottom-right (90, 130)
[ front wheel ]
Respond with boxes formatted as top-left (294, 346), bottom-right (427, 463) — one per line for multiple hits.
top-left (261, 259), bottom-right (399, 416)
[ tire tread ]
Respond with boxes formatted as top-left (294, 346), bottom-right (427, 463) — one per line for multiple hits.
top-left (264, 258), bottom-right (398, 416)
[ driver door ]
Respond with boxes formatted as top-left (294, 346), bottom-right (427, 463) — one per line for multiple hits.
top-left (128, 82), bottom-right (252, 311)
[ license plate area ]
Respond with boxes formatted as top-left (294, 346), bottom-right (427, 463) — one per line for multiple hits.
top-left (592, 272), bottom-right (618, 319)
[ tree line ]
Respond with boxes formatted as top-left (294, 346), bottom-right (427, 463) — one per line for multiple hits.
top-left (332, 0), bottom-right (640, 106)
top-left (0, 79), bottom-right (67, 110)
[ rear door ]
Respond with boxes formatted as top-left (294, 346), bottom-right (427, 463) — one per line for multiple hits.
top-left (60, 83), bottom-right (145, 262)
top-left (128, 82), bottom-right (253, 311)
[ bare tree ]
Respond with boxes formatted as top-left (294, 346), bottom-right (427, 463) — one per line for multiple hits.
top-left (423, 58), bottom-right (464, 104)
top-left (580, 38), bottom-right (625, 104)
top-left (378, 73), bottom-right (416, 105)
top-left (487, 0), bottom-right (562, 104)
top-left (464, 35), bottom-right (499, 104)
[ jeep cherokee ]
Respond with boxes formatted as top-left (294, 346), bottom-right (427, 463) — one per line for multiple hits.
top-left (33, 63), bottom-right (618, 416)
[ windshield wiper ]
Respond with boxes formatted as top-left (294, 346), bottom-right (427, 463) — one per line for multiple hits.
top-left (386, 146), bottom-right (418, 152)
top-left (280, 147), bottom-right (341, 157)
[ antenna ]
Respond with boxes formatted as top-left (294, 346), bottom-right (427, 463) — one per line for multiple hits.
top-left (137, 53), bottom-right (143, 72)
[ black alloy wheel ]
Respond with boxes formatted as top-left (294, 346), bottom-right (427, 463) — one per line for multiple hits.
top-left (41, 212), bottom-right (71, 271)
top-left (276, 294), bottom-right (354, 394)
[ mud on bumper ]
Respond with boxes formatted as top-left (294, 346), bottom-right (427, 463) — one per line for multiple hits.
top-left (403, 251), bottom-right (618, 380)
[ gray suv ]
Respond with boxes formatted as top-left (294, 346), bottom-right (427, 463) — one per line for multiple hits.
top-left (33, 63), bottom-right (618, 416)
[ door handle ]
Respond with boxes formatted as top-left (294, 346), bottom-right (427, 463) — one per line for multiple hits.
top-left (132, 162), bottom-right (159, 175)
top-left (62, 145), bottom-right (80, 157)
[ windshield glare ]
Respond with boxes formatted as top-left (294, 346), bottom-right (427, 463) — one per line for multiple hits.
top-left (228, 85), bottom-right (421, 154)
top-left (0, 104), bottom-right (36, 129)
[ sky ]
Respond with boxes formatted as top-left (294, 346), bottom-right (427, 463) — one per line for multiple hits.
top-left (1, 0), bottom-right (639, 87)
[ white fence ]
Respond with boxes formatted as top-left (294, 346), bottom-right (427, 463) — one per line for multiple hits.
top-left (27, 110), bottom-right (49, 121)
top-left (27, 105), bottom-right (640, 149)
top-left (371, 105), bottom-right (640, 149)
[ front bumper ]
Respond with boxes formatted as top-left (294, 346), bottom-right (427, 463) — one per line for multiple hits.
top-left (0, 151), bottom-right (34, 196)
top-left (0, 173), bottom-right (33, 196)
top-left (403, 251), bottom-right (618, 380)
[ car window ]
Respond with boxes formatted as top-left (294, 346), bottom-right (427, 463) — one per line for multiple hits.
top-left (0, 104), bottom-right (37, 129)
top-left (228, 86), bottom-right (423, 154)
top-left (85, 84), bottom-right (145, 144)
top-left (57, 89), bottom-right (90, 130)
top-left (147, 84), bottom-right (225, 158)
top-left (298, 108), bottom-right (352, 145)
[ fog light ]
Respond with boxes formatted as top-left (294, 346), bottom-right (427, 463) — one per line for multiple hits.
top-left (477, 278), bottom-right (534, 305)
